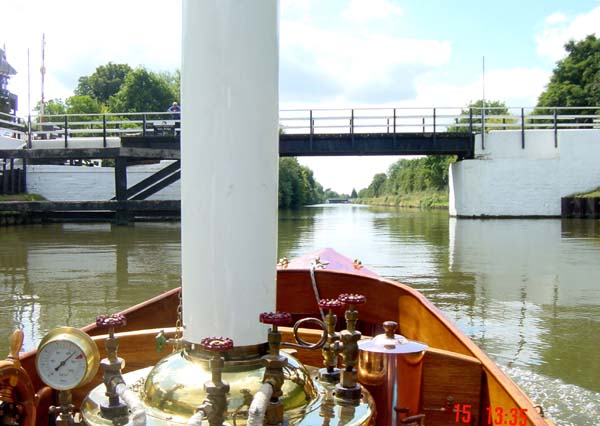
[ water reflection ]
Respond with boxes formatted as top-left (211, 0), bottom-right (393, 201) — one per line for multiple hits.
top-left (0, 208), bottom-right (598, 425)
top-left (447, 218), bottom-right (600, 393)
top-left (0, 223), bottom-right (181, 353)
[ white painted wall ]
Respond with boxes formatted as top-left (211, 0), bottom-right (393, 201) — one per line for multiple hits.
top-left (450, 129), bottom-right (600, 216)
top-left (26, 162), bottom-right (180, 201)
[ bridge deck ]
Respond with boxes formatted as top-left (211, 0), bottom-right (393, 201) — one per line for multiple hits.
top-left (280, 132), bottom-right (473, 157)
top-left (0, 132), bottom-right (473, 159)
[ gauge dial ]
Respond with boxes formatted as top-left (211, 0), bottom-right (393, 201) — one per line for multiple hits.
top-left (35, 327), bottom-right (100, 391)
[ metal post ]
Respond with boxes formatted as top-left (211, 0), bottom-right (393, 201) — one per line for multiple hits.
top-left (350, 109), bottom-right (354, 134)
top-left (115, 156), bottom-right (129, 225)
top-left (103, 114), bottom-right (107, 148)
top-left (422, 117), bottom-right (425, 133)
top-left (481, 107), bottom-right (485, 150)
top-left (22, 159), bottom-right (27, 194)
top-left (143, 114), bottom-right (147, 137)
top-left (469, 108), bottom-right (473, 134)
top-left (393, 108), bottom-right (396, 133)
top-left (27, 115), bottom-right (32, 148)
top-left (521, 108), bottom-right (525, 149)
top-left (432, 108), bottom-right (436, 136)
top-left (309, 110), bottom-right (314, 151)
top-left (554, 108), bottom-right (558, 148)
top-left (64, 115), bottom-right (68, 148)
top-left (9, 159), bottom-right (15, 194)
top-left (386, 118), bottom-right (389, 133)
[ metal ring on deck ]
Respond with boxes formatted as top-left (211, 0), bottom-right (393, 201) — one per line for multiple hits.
top-left (283, 317), bottom-right (328, 350)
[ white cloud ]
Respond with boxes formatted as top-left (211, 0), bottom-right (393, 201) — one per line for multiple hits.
top-left (545, 12), bottom-right (567, 25)
top-left (414, 67), bottom-right (550, 108)
top-left (1, 0), bottom-right (181, 113)
top-left (536, 6), bottom-right (600, 61)
top-left (341, 0), bottom-right (403, 23)
top-left (280, 19), bottom-right (451, 104)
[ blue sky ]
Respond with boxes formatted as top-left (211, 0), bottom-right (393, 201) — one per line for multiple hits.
top-left (2, 0), bottom-right (599, 193)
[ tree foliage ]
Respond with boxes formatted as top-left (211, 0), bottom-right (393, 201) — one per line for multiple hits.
top-left (537, 34), bottom-right (600, 111)
top-left (109, 68), bottom-right (176, 113)
top-left (66, 95), bottom-right (102, 115)
top-left (279, 158), bottom-right (325, 208)
top-left (75, 63), bottom-right (132, 105)
top-left (359, 156), bottom-right (455, 199)
top-left (447, 99), bottom-right (510, 133)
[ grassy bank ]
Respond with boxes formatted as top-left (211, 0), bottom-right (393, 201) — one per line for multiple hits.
top-left (355, 190), bottom-right (448, 209)
top-left (572, 186), bottom-right (600, 198)
top-left (0, 194), bottom-right (45, 202)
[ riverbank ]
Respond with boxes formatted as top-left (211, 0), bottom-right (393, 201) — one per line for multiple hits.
top-left (355, 190), bottom-right (448, 209)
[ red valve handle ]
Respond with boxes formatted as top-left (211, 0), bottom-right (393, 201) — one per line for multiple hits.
top-left (96, 313), bottom-right (127, 328)
top-left (200, 337), bottom-right (234, 352)
top-left (259, 311), bottom-right (293, 326)
top-left (338, 293), bottom-right (367, 305)
top-left (318, 299), bottom-right (343, 310)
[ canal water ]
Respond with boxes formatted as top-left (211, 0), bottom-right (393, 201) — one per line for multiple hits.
top-left (0, 205), bottom-right (598, 425)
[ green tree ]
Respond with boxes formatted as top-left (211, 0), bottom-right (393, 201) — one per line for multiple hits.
top-left (448, 99), bottom-right (511, 133)
top-left (158, 70), bottom-right (181, 102)
top-left (75, 63), bottom-right (132, 105)
top-left (66, 95), bottom-right (102, 115)
top-left (278, 158), bottom-right (325, 208)
top-left (537, 34), bottom-right (600, 111)
top-left (350, 188), bottom-right (358, 198)
top-left (109, 68), bottom-right (174, 112)
top-left (35, 98), bottom-right (66, 116)
top-left (368, 173), bottom-right (388, 197)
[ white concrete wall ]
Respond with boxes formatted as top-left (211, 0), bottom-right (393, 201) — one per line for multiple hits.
top-left (26, 162), bottom-right (180, 201)
top-left (450, 129), bottom-right (600, 216)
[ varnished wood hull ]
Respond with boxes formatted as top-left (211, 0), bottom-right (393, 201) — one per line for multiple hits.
top-left (16, 248), bottom-right (551, 425)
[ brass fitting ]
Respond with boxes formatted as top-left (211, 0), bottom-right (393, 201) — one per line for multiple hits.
top-left (317, 299), bottom-right (343, 383)
top-left (96, 314), bottom-right (129, 422)
top-left (49, 390), bottom-right (77, 426)
top-left (259, 312), bottom-right (293, 425)
top-left (336, 294), bottom-right (366, 400)
top-left (197, 337), bottom-right (234, 426)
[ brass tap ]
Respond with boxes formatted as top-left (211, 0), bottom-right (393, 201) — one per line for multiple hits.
top-left (259, 311), bottom-right (293, 425)
top-left (49, 390), bottom-right (77, 426)
top-left (196, 337), bottom-right (234, 426)
top-left (317, 299), bottom-right (343, 383)
top-left (336, 294), bottom-right (366, 400)
top-left (96, 314), bottom-right (129, 422)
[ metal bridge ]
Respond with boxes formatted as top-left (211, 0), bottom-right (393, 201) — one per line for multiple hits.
top-left (3, 106), bottom-right (599, 159)
top-left (1, 106), bottom-right (599, 222)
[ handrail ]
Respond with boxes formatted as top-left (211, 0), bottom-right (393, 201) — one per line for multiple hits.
top-left (3, 107), bottom-right (598, 149)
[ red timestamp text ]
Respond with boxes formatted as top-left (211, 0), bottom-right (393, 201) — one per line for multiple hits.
top-left (454, 404), bottom-right (528, 425)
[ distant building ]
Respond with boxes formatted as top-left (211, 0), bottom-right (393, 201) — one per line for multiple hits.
top-left (0, 47), bottom-right (18, 115)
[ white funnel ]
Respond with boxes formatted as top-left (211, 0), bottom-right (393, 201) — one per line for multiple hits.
top-left (181, 0), bottom-right (279, 346)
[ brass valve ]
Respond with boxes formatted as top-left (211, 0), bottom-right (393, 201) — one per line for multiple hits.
top-left (259, 312), bottom-right (293, 425)
top-left (96, 314), bottom-right (129, 422)
top-left (195, 336), bottom-right (234, 426)
top-left (336, 293), bottom-right (366, 400)
top-left (49, 390), bottom-right (78, 426)
top-left (317, 299), bottom-right (343, 383)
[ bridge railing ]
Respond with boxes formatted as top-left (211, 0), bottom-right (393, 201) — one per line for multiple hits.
top-left (279, 106), bottom-right (600, 136)
top-left (3, 107), bottom-right (599, 149)
top-left (25, 112), bottom-right (180, 148)
top-left (0, 111), bottom-right (27, 140)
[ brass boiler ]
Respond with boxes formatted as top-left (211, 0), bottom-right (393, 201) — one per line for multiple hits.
top-left (358, 321), bottom-right (427, 425)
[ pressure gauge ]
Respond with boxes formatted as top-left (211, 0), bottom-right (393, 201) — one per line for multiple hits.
top-left (35, 327), bottom-right (100, 390)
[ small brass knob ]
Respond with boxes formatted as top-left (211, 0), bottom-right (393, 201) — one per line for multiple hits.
top-left (383, 321), bottom-right (398, 338)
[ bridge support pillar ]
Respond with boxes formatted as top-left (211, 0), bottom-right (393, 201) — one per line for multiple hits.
top-left (114, 157), bottom-right (129, 225)
top-left (449, 130), bottom-right (600, 217)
